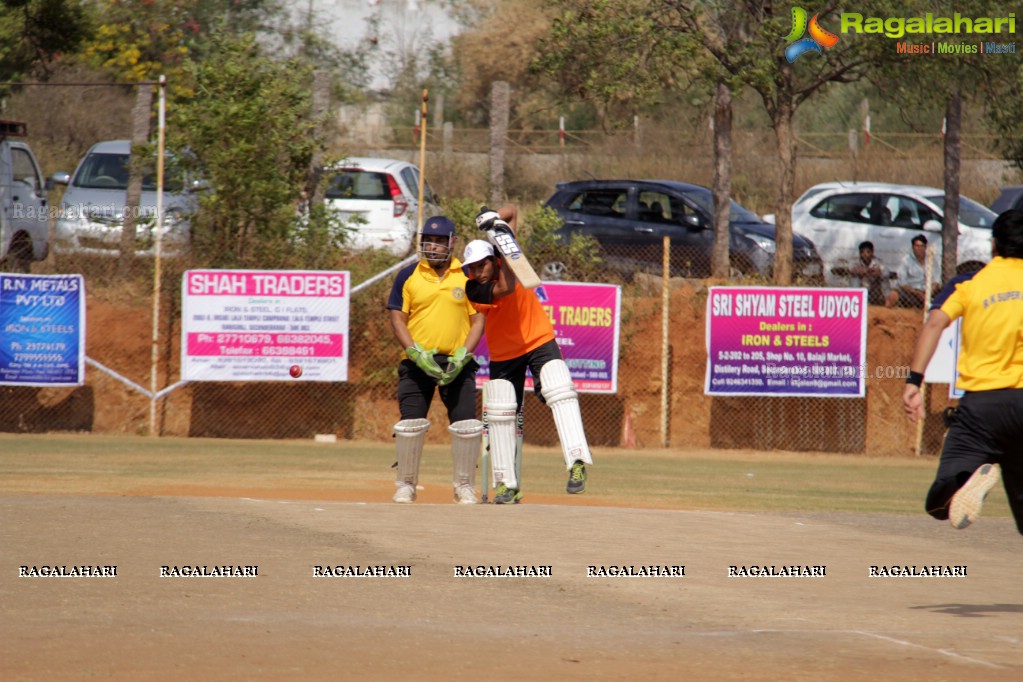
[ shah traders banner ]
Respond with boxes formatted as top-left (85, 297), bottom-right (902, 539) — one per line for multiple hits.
top-left (474, 282), bottom-right (621, 393)
top-left (0, 274), bottom-right (85, 386)
top-left (181, 270), bottom-right (350, 382)
top-left (705, 286), bottom-right (867, 398)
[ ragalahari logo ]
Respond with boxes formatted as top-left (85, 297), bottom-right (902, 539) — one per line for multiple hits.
top-left (785, 7), bottom-right (840, 62)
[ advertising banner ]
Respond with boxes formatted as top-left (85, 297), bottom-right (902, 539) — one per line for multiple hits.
top-left (0, 274), bottom-right (85, 386)
top-left (705, 286), bottom-right (868, 397)
top-left (181, 270), bottom-right (350, 382)
top-left (474, 282), bottom-right (621, 393)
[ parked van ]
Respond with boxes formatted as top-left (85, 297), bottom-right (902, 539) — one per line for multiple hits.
top-left (0, 120), bottom-right (49, 272)
top-left (52, 140), bottom-right (196, 257)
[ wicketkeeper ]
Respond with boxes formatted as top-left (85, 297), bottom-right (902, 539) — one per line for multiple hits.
top-left (462, 205), bottom-right (594, 504)
top-left (386, 216), bottom-right (486, 504)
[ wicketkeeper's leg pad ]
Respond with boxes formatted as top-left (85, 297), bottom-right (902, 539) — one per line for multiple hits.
top-left (393, 418), bottom-right (430, 486)
top-left (540, 359), bottom-right (593, 468)
top-left (483, 379), bottom-right (519, 489)
top-left (449, 419), bottom-right (483, 489)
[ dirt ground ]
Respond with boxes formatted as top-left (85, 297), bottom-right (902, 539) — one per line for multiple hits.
top-left (2, 488), bottom-right (1021, 681)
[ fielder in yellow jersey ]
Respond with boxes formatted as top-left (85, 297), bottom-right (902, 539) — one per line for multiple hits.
top-left (904, 209), bottom-right (1023, 534)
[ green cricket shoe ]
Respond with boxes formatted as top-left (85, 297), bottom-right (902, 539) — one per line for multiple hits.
top-left (566, 460), bottom-right (587, 494)
top-left (493, 482), bottom-right (522, 504)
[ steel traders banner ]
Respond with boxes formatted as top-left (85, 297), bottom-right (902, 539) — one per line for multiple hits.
top-left (705, 286), bottom-right (867, 397)
top-left (181, 270), bottom-right (350, 382)
top-left (474, 282), bottom-right (621, 393)
top-left (0, 274), bottom-right (85, 386)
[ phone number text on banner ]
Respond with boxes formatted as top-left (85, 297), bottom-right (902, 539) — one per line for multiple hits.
top-left (181, 270), bottom-right (350, 382)
top-left (0, 274), bottom-right (85, 386)
top-left (474, 282), bottom-right (621, 393)
top-left (705, 286), bottom-right (867, 397)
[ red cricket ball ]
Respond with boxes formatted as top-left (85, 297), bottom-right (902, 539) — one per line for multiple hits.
top-left (289, 365), bottom-right (302, 378)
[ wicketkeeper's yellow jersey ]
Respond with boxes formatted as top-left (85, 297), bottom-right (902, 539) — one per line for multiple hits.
top-left (387, 258), bottom-right (477, 357)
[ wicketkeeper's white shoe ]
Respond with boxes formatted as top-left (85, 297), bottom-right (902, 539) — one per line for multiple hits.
top-left (453, 484), bottom-right (477, 505)
top-left (393, 483), bottom-right (416, 504)
top-left (949, 463), bottom-right (1001, 529)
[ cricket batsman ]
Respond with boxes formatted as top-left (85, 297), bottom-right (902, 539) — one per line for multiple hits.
top-left (461, 205), bottom-right (593, 504)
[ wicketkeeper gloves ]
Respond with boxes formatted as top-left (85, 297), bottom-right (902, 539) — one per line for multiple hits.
top-left (406, 342), bottom-right (444, 379)
top-left (438, 346), bottom-right (472, 386)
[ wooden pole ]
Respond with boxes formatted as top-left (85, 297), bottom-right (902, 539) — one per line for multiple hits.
top-left (661, 235), bottom-right (670, 447)
top-left (148, 75), bottom-right (166, 436)
top-left (417, 88), bottom-right (428, 230)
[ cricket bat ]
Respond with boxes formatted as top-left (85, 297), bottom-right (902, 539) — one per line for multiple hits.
top-left (475, 208), bottom-right (542, 289)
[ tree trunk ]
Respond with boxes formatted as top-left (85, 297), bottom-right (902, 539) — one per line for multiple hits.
top-left (941, 90), bottom-right (962, 283)
top-left (710, 79), bottom-right (732, 278)
top-left (119, 84), bottom-right (153, 275)
top-left (306, 70), bottom-right (332, 212)
top-left (772, 99), bottom-right (796, 285)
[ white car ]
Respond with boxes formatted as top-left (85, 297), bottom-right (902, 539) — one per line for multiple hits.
top-left (770, 182), bottom-right (996, 285)
top-left (323, 157), bottom-right (440, 256)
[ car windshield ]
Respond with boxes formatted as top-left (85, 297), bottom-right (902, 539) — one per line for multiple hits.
top-left (923, 194), bottom-right (997, 229)
top-left (74, 152), bottom-right (183, 192)
top-left (325, 170), bottom-right (392, 200)
top-left (682, 188), bottom-right (761, 222)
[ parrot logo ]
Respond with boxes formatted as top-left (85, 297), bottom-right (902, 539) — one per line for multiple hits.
top-left (785, 7), bottom-right (839, 63)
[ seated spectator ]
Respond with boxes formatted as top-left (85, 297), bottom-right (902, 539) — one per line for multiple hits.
top-left (848, 240), bottom-right (889, 305)
top-left (886, 234), bottom-right (941, 308)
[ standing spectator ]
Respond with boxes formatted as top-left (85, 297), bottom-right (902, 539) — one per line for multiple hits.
top-left (902, 209), bottom-right (1023, 533)
top-left (386, 216), bottom-right (486, 504)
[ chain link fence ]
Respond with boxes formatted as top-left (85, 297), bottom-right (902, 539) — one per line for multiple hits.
top-left (3, 238), bottom-right (953, 457)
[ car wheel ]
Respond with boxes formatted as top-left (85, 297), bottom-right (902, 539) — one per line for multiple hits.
top-left (542, 261), bottom-right (568, 281)
top-left (1, 237), bottom-right (33, 273)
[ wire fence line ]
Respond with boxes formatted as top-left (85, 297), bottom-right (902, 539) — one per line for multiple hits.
top-left (2, 242), bottom-right (952, 458)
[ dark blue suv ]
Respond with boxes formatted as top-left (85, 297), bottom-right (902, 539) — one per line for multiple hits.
top-left (543, 179), bottom-right (823, 282)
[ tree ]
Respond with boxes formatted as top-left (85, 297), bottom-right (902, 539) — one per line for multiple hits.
top-left (0, 0), bottom-right (92, 81)
top-left (534, 1), bottom-right (890, 283)
top-left (866, 0), bottom-right (1015, 282)
top-left (170, 32), bottom-right (328, 268)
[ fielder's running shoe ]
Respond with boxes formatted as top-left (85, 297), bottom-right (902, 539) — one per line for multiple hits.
top-left (493, 482), bottom-right (522, 505)
top-left (949, 463), bottom-right (1001, 529)
top-left (392, 483), bottom-right (416, 504)
top-left (453, 484), bottom-right (477, 505)
top-left (566, 460), bottom-right (587, 494)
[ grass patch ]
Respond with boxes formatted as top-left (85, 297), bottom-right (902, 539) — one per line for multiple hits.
top-left (0, 433), bottom-right (1010, 518)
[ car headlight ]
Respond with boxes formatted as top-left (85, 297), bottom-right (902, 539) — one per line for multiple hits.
top-left (746, 234), bottom-right (777, 253)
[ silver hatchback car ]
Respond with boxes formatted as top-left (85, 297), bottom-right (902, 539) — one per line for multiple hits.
top-left (52, 140), bottom-right (197, 257)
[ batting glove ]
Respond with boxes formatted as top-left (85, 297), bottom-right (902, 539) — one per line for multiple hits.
top-left (475, 207), bottom-right (501, 231)
top-left (438, 346), bottom-right (472, 386)
top-left (406, 342), bottom-right (444, 379)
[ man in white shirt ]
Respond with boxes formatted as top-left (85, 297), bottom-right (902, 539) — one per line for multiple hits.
top-left (887, 234), bottom-right (939, 308)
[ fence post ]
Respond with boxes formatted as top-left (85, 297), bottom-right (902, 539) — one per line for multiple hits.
top-left (488, 81), bottom-right (510, 206)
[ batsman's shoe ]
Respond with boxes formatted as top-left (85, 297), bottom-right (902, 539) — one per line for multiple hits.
top-left (949, 463), bottom-right (1001, 529)
top-left (566, 460), bottom-right (587, 494)
top-left (493, 482), bottom-right (522, 505)
top-left (453, 484), bottom-right (478, 505)
top-left (392, 483), bottom-right (417, 504)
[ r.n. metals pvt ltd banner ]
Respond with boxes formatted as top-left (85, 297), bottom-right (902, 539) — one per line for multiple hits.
top-left (181, 270), bottom-right (350, 382)
top-left (474, 282), bottom-right (621, 393)
top-left (705, 286), bottom-right (867, 398)
top-left (0, 274), bottom-right (85, 386)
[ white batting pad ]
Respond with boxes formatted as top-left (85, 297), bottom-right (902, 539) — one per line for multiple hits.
top-left (393, 418), bottom-right (430, 486)
top-left (540, 359), bottom-right (593, 468)
top-left (448, 419), bottom-right (483, 490)
top-left (483, 379), bottom-right (519, 489)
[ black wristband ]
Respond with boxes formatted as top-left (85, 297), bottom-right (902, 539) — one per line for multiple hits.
top-left (906, 371), bottom-right (924, 387)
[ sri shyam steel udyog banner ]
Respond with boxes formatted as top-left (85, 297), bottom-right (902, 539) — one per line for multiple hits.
top-left (474, 282), bottom-right (621, 393)
top-left (705, 286), bottom-right (867, 398)
top-left (0, 274), bottom-right (85, 386)
top-left (181, 270), bottom-right (350, 382)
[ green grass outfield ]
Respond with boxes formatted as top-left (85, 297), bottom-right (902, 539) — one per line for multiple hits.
top-left (0, 433), bottom-right (1011, 518)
